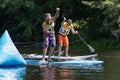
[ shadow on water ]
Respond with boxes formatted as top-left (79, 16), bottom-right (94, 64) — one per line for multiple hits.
top-left (0, 67), bottom-right (26, 80)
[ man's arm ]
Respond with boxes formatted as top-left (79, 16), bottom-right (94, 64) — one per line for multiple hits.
top-left (61, 17), bottom-right (66, 26)
top-left (70, 25), bottom-right (78, 34)
top-left (53, 8), bottom-right (60, 20)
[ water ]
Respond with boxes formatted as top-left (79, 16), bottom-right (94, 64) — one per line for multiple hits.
top-left (0, 67), bottom-right (26, 80)
top-left (25, 65), bottom-right (103, 80)
top-left (99, 50), bottom-right (120, 80)
top-left (0, 48), bottom-right (120, 80)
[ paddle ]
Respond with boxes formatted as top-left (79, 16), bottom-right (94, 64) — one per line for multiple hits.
top-left (53, 50), bottom-right (64, 56)
top-left (77, 33), bottom-right (95, 53)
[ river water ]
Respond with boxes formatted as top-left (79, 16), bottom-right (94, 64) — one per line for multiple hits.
top-left (0, 48), bottom-right (120, 80)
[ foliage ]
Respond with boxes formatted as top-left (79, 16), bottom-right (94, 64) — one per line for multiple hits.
top-left (82, 0), bottom-right (120, 39)
top-left (0, 0), bottom-right (120, 48)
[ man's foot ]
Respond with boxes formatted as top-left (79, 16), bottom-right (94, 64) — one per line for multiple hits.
top-left (58, 51), bottom-right (64, 56)
top-left (41, 59), bottom-right (46, 62)
top-left (39, 59), bottom-right (47, 65)
top-left (47, 58), bottom-right (54, 62)
top-left (65, 55), bottom-right (70, 57)
top-left (58, 54), bottom-right (61, 57)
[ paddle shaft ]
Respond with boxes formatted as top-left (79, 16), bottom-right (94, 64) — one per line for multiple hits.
top-left (77, 33), bottom-right (95, 53)
top-left (77, 33), bottom-right (88, 46)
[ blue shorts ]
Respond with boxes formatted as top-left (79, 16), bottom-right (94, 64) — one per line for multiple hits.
top-left (43, 32), bottom-right (56, 48)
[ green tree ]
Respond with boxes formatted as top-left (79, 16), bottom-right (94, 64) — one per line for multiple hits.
top-left (82, 0), bottom-right (120, 39)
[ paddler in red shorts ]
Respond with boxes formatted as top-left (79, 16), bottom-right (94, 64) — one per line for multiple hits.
top-left (58, 17), bottom-right (78, 57)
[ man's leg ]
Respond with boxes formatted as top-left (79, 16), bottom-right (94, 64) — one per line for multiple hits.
top-left (48, 35), bottom-right (56, 61)
top-left (58, 35), bottom-right (63, 56)
top-left (64, 36), bottom-right (69, 57)
top-left (48, 47), bottom-right (55, 61)
top-left (42, 48), bottom-right (48, 61)
top-left (58, 46), bottom-right (62, 56)
top-left (65, 46), bottom-right (69, 57)
top-left (42, 36), bottom-right (49, 61)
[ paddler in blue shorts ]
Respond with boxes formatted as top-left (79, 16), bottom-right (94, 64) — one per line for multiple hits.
top-left (42, 8), bottom-right (60, 62)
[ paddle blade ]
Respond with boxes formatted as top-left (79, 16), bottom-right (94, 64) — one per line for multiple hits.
top-left (87, 45), bottom-right (95, 53)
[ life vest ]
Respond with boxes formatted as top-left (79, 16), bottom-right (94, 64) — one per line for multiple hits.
top-left (42, 20), bottom-right (55, 32)
top-left (59, 22), bottom-right (72, 36)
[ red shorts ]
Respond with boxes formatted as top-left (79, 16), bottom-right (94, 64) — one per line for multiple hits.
top-left (58, 34), bottom-right (69, 47)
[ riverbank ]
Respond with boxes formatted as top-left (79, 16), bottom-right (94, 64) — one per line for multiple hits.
top-left (70, 38), bottom-right (120, 51)
top-left (16, 38), bottom-right (120, 54)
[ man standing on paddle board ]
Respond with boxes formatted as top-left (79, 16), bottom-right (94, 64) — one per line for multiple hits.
top-left (58, 17), bottom-right (78, 57)
top-left (42, 8), bottom-right (60, 62)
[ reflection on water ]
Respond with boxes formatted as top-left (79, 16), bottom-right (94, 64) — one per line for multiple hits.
top-left (25, 58), bottom-right (103, 80)
top-left (24, 61), bottom-right (103, 80)
top-left (41, 67), bottom-right (56, 80)
top-left (39, 67), bottom-right (103, 80)
top-left (0, 67), bottom-right (26, 80)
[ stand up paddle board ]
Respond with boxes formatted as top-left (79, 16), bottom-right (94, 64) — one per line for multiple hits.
top-left (26, 59), bottom-right (104, 68)
top-left (24, 54), bottom-right (98, 60)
